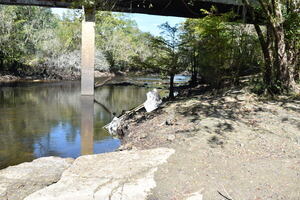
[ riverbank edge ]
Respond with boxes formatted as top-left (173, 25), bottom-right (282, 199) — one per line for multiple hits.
top-left (0, 71), bottom-right (116, 82)
top-left (117, 85), bottom-right (300, 150)
top-left (112, 85), bottom-right (300, 199)
top-left (1, 85), bottom-right (300, 199)
top-left (0, 148), bottom-right (176, 200)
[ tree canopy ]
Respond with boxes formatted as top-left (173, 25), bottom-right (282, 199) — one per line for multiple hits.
top-left (0, 3), bottom-right (299, 95)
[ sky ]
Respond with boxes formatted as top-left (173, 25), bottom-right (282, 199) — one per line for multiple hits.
top-left (126, 13), bottom-right (185, 36)
top-left (51, 8), bottom-right (185, 36)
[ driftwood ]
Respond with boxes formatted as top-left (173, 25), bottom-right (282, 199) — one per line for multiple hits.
top-left (93, 76), bottom-right (146, 131)
top-left (217, 191), bottom-right (233, 200)
top-left (103, 103), bottom-right (145, 130)
top-left (94, 99), bottom-right (112, 114)
top-left (94, 77), bottom-right (112, 89)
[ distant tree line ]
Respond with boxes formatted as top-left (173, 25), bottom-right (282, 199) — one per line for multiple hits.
top-left (0, 6), bottom-right (152, 78)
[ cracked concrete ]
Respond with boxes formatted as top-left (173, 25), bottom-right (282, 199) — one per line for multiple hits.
top-left (24, 148), bottom-right (174, 200)
top-left (0, 157), bottom-right (74, 200)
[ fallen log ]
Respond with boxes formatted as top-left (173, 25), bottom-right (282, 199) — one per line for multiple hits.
top-left (94, 77), bottom-right (112, 89)
top-left (103, 103), bottom-right (145, 130)
top-left (94, 99), bottom-right (112, 114)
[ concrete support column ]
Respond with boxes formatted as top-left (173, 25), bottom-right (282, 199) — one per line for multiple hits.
top-left (81, 7), bottom-right (95, 96)
top-left (80, 95), bottom-right (94, 155)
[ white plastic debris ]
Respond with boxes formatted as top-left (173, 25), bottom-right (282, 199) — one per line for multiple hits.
top-left (107, 117), bottom-right (121, 135)
top-left (186, 192), bottom-right (203, 200)
top-left (144, 89), bottom-right (162, 112)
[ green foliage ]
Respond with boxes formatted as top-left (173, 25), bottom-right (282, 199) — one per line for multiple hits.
top-left (0, 2), bottom-right (298, 92)
top-left (143, 22), bottom-right (186, 77)
top-left (0, 6), bottom-right (151, 75)
top-left (250, 75), bottom-right (285, 95)
top-left (95, 12), bottom-right (152, 72)
top-left (144, 22), bottom-right (186, 98)
top-left (283, 1), bottom-right (300, 81)
top-left (243, 0), bottom-right (300, 93)
top-left (0, 6), bottom-right (57, 73)
top-left (181, 9), bottom-right (262, 88)
top-left (250, 77), bottom-right (266, 95)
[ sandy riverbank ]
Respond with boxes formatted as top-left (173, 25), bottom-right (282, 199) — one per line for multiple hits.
top-left (1, 85), bottom-right (299, 200)
top-left (117, 87), bottom-right (300, 199)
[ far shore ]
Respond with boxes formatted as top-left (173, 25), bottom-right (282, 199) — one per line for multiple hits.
top-left (0, 71), bottom-right (116, 83)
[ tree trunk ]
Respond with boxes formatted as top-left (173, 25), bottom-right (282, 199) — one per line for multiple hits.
top-left (190, 51), bottom-right (198, 86)
top-left (254, 24), bottom-right (273, 88)
top-left (169, 74), bottom-right (175, 99)
top-left (295, 67), bottom-right (300, 82)
top-left (271, 1), bottom-right (298, 92)
top-left (243, 0), bottom-right (273, 90)
top-left (244, 0), bottom-right (299, 93)
top-left (285, 1), bottom-right (300, 84)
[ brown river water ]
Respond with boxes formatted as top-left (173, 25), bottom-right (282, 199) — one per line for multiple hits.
top-left (0, 80), bottom-right (151, 169)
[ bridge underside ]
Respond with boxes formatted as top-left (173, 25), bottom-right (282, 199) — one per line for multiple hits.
top-left (0, 0), bottom-right (252, 19)
top-left (0, 0), bottom-right (257, 95)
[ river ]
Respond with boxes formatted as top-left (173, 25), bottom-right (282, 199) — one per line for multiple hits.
top-left (0, 79), bottom-right (153, 169)
top-left (0, 75), bottom-right (190, 169)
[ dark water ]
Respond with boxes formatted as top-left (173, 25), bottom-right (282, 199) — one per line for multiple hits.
top-left (0, 80), bottom-right (150, 169)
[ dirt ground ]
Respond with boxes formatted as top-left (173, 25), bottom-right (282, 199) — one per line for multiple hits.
top-left (119, 88), bottom-right (300, 200)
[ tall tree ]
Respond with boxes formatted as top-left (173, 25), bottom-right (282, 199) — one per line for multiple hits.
top-left (95, 12), bottom-right (152, 72)
top-left (180, 19), bottom-right (200, 86)
top-left (151, 22), bottom-right (184, 99)
top-left (243, 0), bottom-right (300, 93)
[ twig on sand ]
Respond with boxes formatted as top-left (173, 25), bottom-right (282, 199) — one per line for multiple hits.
top-left (217, 191), bottom-right (233, 200)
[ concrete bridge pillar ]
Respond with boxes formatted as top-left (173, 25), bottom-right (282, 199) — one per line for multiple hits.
top-left (80, 95), bottom-right (94, 155)
top-left (81, 7), bottom-right (95, 96)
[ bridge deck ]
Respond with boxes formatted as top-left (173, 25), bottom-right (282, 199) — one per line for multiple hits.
top-left (0, 0), bottom-right (256, 18)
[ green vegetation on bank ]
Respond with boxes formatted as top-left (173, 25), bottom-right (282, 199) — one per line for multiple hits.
top-left (0, 6), bottom-right (152, 78)
top-left (0, 1), bottom-right (299, 95)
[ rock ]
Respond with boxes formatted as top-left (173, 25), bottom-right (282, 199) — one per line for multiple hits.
top-left (186, 192), bottom-right (203, 200)
top-left (139, 133), bottom-right (148, 139)
top-left (296, 136), bottom-right (300, 145)
top-left (0, 157), bottom-right (74, 200)
top-left (25, 148), bottom-right (175, 200)
top-left (108, 117), bottom-right (122, 135)
top-left (167, 134), bottom-right (176, 141)
top-left (165, 120), bottom-right (173, 126)
top-left (144, 89), bottom-right (162, 112)
top-left (223, 96), bottom-right (236, 103)
top-left (0, 75), bottom-right (20, 82)
top-left (236, 94), bottom-right (247, 101)
top-left (94, 71), bottom-right (114, 78)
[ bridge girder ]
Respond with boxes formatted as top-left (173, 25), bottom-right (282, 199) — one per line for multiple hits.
top-left (0, 0), bottom-right (258, 19)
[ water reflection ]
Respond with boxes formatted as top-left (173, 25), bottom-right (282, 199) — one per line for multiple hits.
top-left (81, 96), bottom-right (94, 155)
top-left (0, 81), bottom-right (149, 169)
